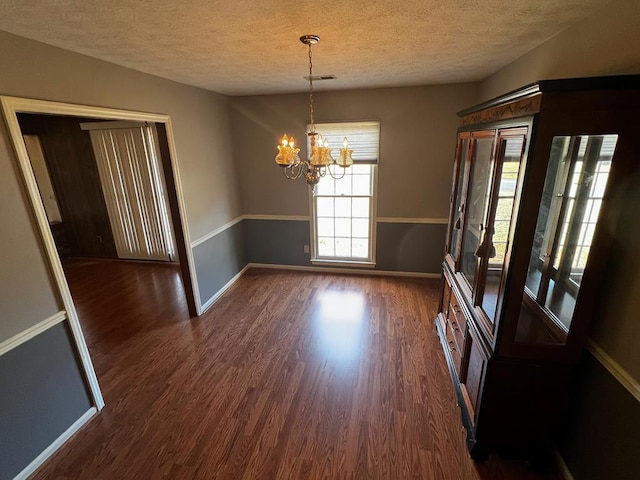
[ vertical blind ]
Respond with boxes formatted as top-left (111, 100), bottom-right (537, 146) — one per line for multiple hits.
top-left (308, 121), bottom-right (380, 164)
top-left (89, 125), bottom-right (175, 262)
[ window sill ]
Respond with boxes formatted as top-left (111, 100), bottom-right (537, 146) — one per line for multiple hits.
top-left (310, 259), bottom-right (376, 268)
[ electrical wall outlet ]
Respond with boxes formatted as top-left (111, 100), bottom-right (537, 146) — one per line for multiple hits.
top-left (303, 244), bottom-right (310, 253)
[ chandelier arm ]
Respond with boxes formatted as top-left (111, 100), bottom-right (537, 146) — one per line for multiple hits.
top-left (284, 163), bottom-right (302, 179)
top-left (327, 166), bottom-right (347, 180)
top-left (297, 162), bottom-right (309, 179)
top-left (283, 166), bottom-right (294, 179)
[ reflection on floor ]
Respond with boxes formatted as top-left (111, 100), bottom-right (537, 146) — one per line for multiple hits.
top-left (34, 261), bottom-right (562, 480)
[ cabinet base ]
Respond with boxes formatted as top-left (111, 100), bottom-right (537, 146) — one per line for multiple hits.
top-left (435, 315), bottom-right (477, 448)
top-left (435, 315), bottom-right (557, 466)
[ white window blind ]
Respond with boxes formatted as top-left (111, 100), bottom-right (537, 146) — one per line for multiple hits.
top-left (89, 125), bottom-right (175, 262)
top-left (308, 121), bottom-right (380, 164)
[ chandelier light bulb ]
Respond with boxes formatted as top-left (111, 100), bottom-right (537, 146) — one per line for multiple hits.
top-left (343, 137), bottom-right (348, 148)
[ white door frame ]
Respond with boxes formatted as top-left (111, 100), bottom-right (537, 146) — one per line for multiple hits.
top-left (0, 96), bottom-right (202, 410)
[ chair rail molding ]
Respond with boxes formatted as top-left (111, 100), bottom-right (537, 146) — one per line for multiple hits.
top-left (376, 217), bottom-right (448, 224)
top-left (587, 339), bottom-right (640, 402)
top-left (0, 311), bottom-right (66, 357)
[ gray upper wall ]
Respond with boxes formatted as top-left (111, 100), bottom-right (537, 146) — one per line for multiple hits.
top-left (480, 0), bottom-right (640, 101)
top-left (480, 0), bottom-right (640, 382)
top-left (0, 122), bottom-right (60, 340)
top-left (0, 30), bottom-right (241, 341)
top-left (229, 84), bottom-right (479, 218)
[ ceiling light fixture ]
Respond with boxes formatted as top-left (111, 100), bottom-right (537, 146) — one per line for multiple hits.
top-left (275, 35), bottom-right (353, 186)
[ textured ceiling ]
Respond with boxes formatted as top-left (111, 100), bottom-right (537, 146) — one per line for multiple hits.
top-left (0, 0), bottom-right (610, 95)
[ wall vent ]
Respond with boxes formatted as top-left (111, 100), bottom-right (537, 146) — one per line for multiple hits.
top-left (304, 74), bottom-right (337, 81)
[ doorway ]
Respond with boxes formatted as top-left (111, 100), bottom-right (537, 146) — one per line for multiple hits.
top-left (1, 96), bottom-right (201, 410)
top-left (19, 115), bottom-right (179, 263)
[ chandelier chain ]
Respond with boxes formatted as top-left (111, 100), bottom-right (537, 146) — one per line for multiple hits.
top-left (308, 43), bottom-right (315, 132)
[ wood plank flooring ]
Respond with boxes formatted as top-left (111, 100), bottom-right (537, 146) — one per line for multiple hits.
top-left (32, 259), bottom-right (563, 479)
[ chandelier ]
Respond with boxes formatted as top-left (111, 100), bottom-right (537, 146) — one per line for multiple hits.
top-left (274, 35), bottom-right (354, 186)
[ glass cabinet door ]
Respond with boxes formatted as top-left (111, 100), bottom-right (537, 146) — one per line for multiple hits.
top-left (476, 130), bottom-right (526, 325)
top-left (460, 132), bottom-right (495, 290)
top-left (517, 134), bottom-right (618, 344)
top-left (455, 128), bottom-right (527, 333)
top-left (447, 133), bottom-right (470, 264)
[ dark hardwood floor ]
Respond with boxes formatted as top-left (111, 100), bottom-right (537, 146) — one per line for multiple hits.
top-left (32, 259), bottom-right (563, 479)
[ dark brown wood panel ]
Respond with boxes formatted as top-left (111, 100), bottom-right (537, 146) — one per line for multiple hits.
top-left (463, 329), bottom-right (487, 417)
top-left (31, 261), bottom-right (562, 480)
top-left (18, 113), bottom-right (117, 258)
top-left (155, 123), bottom-right (197, 317)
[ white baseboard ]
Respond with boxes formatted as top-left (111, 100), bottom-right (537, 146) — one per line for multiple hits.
top-left (198, 263), bottom-right (439, 316)
top-left (13, 407), bottom-right (97, 480)
top-left (200, 264), bottom-right (251, 314)
top-left (247, 262), bottom-right (441, 279)
top-left (0, 311), bottom-right (67, 356)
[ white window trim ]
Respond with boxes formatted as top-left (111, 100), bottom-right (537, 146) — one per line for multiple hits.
top-left (309, 164), bottom-right (378, 267)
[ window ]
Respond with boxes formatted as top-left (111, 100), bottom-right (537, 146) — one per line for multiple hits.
top-left (310, 121), bottom-right (379, 265)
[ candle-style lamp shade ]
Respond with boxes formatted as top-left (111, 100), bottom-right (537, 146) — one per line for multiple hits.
top-left (337, 137), bottom-right (354, 168)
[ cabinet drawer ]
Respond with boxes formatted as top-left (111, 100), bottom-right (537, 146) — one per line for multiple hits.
top-left (448, 288), bottom-right (467, 353)
top-left (449, 316), bottom-right (466, 355)
top-left (441, 278), bottom-right (452, 318)
top-left (449, 291), bottom-right (467, 333)
top-left (445, 321), bottom-right (463, 377)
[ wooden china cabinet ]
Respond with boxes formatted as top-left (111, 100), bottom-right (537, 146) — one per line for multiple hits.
top-left (435, 75), bottom-right (640, 462)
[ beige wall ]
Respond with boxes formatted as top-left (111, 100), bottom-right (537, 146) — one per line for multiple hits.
top-left (230, 84), bottom-right (479, 218)
top-left (0, 121), bottom-right (60, 341)
top-left (0, 30), bottom-right (241, 341)
top-left (481, 0), bottom-right (640, 100)
top-left (480, 0), bottom-right (640, 381)
top-left (590, 183), bottom-right (640, 382)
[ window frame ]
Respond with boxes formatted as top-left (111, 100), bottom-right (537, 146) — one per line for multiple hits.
top-left (309, 164), bottom-right (378, 268)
